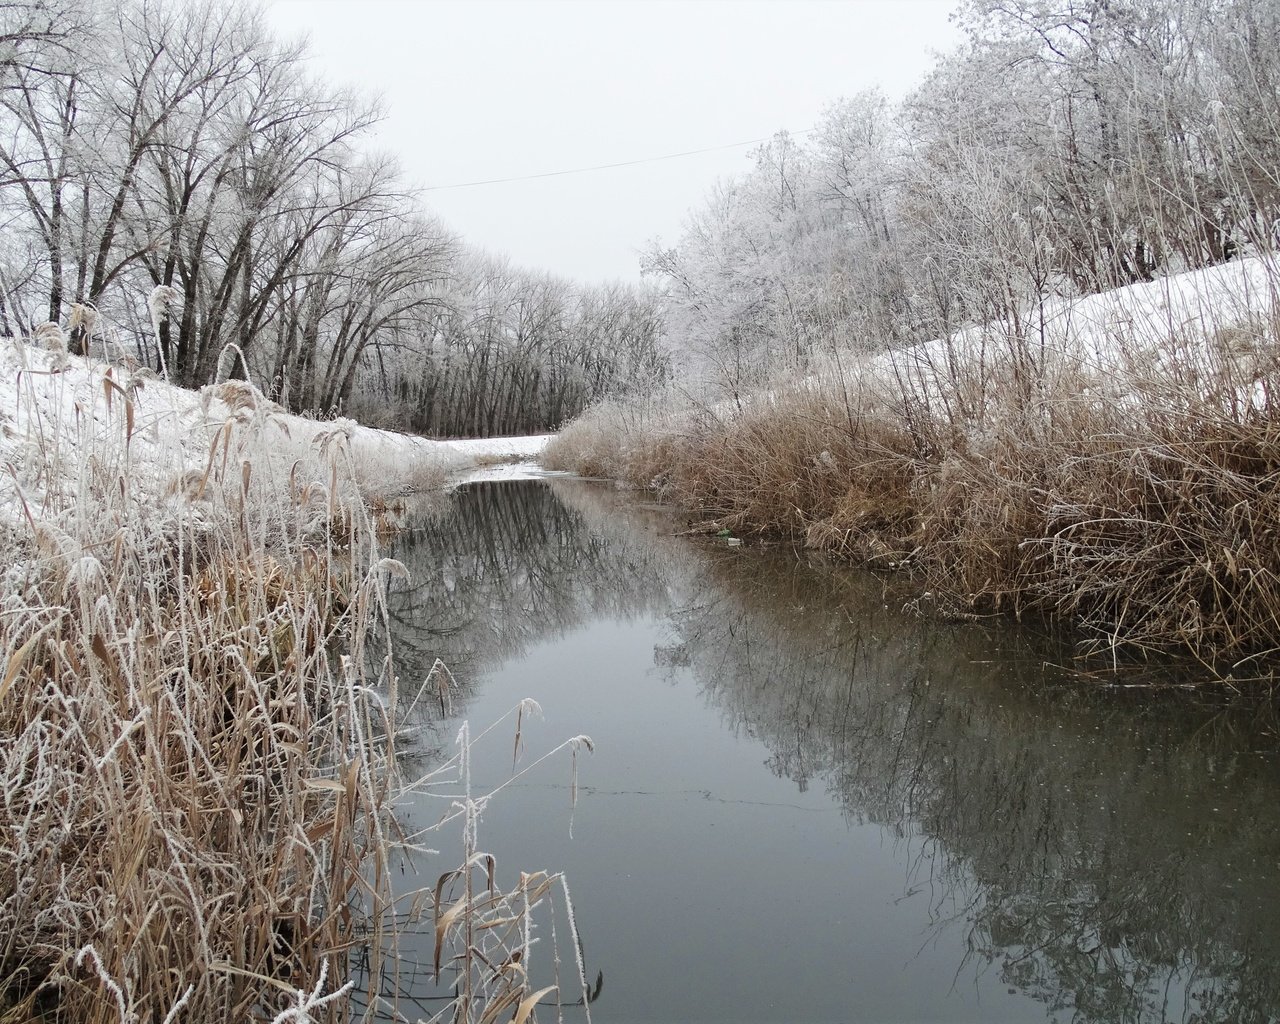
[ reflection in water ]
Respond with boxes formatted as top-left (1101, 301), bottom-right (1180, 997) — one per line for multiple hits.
top-left (383, 478), bottom-right (1280, 1024)
top-left (386, 480), bottom-right (671, 695)
top-left (376, 480), bottom-right (672, 771)
top-left (652, 542), bottom-right (1280, 1024)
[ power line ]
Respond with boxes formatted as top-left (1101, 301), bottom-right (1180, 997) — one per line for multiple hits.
top-left (422, 127), bottom-right (815, 191)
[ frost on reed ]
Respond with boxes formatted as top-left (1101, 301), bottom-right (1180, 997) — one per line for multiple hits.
top-left (384, 705), bottom-right (597, 1024)
top-left (546, 263), bottom-right (1280, 678)
top-left (0, 342), bottom-right (581, 1021)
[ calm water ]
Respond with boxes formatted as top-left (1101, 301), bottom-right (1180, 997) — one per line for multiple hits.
top-left (376, 477), bottom-right (1280, 1024)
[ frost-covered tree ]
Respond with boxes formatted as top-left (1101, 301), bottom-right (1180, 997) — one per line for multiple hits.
top-left (645, 119), bottom-right (909, 394)
top-left (0, 0), bottom-right (660, 435)
top-left (645, 0), bottom-right (1280, 398)
top-left (916, 0), bottom-right (1270, 290)
top-left (643, 131), bottom-right (831, 396)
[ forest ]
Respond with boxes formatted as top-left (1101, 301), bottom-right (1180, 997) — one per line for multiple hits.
top-left (0, 0), bottom-right (667, 435)
top-left (640, 0), bottom-right (1280, 395)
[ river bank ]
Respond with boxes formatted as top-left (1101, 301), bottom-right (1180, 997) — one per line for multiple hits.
top-left (0, 339), bottom-right (557, 1021)
top-left (545, 258), bottom-right (1280, 680)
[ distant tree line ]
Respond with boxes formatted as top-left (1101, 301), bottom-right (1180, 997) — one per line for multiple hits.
top-left (345, 254), bottom-right (667, 435)
top-left (646, 0), bottom-right (1280, 394)
top-left (0, 0), bottom-right (668, 435)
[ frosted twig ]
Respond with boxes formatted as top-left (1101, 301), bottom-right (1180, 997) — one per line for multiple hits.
top-left (74, 944), bottom-right (132, 1023)
top-left (268, 960), bottom-right (355, 1024)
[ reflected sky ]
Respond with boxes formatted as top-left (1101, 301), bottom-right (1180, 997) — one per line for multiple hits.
top-left (376, 479), bottom-right (1280, 1024)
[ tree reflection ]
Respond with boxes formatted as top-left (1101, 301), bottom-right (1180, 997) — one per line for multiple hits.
top-left (553, 478), bottom-right (1280, 1024)
top-left (384, 479), bottom-right (672, 725)
top-left (386, 478), bottom-right (1280, 1024)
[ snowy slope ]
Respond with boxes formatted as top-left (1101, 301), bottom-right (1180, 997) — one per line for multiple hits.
top-left (804, 256), bottom-right (1279, 397)
top-left (0, 338), bottom-right (551, 529)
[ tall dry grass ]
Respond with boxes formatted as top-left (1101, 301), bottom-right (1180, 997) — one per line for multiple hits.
top-left (0, 345), bottom-right (583, 1022)
top-left (545, 271), bottom-right (1280, 679)
top-left (0, 366), bottom-right (383, 1021)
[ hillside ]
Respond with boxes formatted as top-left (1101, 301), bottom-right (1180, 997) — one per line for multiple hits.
top-left (548, 255), bottom-right (1280, 678)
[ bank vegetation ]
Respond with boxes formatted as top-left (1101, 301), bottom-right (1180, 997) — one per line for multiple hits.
top-left (546, 0), bottom-right (1280, 679)
top-left (0, 341), bottom-right (591, 1020)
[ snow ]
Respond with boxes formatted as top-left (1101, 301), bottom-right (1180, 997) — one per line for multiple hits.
top-left (338, 422), bottom-right (554, 488)
top-left (437, 434), bottom-right (562, 486)
top-left (455, 462), bottom-right (573, 486)
top-left (0, 337), bottom-right (556, 529)
top-left (439, 433), bottom-right (554, 461)
top-left (792, 256), bottom-right (1280, 410)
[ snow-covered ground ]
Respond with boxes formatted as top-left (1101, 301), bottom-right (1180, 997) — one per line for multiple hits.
top-left (0, 337), bottom-right (555, 529)
top-left (809, 256), bottom-right (1278, 398)
top-left (454, 460), bottom-right (573, 486)
top-left (438, 433), bottom-right (553, 462)
top-left (438, 434), bottom-right (565, 486)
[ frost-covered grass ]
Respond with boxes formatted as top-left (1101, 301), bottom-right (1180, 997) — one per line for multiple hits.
top-left (545, 258), bottom-right (1280, 678)
top-left (0, 339), bottom-right (580, 1021)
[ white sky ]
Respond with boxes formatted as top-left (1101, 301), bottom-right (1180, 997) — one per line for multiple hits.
top-left (262, 0), bottom-right (963, 285)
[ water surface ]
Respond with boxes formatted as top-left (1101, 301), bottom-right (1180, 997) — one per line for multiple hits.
top-left (379, 478), bottom-right (1280, 1024)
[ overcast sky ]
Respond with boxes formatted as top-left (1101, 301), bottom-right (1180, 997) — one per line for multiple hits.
top-left (261, 0), bottom-right (963, 285)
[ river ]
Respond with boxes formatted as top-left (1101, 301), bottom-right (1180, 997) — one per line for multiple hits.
top-left (370, 476), bottom-right (1280, 1024)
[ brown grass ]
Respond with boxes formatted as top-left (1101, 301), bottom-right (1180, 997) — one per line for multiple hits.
top-left (545, 305), bottom-right (1280, 679)
top-left (0, 396), bottom-right (396, 1021)
top-left (0, 352), bottom-right (585, 1021)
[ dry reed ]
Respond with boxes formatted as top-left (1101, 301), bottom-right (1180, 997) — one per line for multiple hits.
top-left (545, 277), bottom-right (1280, 679)
top-left (0, 346), bottom-right (405, 1022)
top-left (0, 342), bottom-right (582, 1022)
